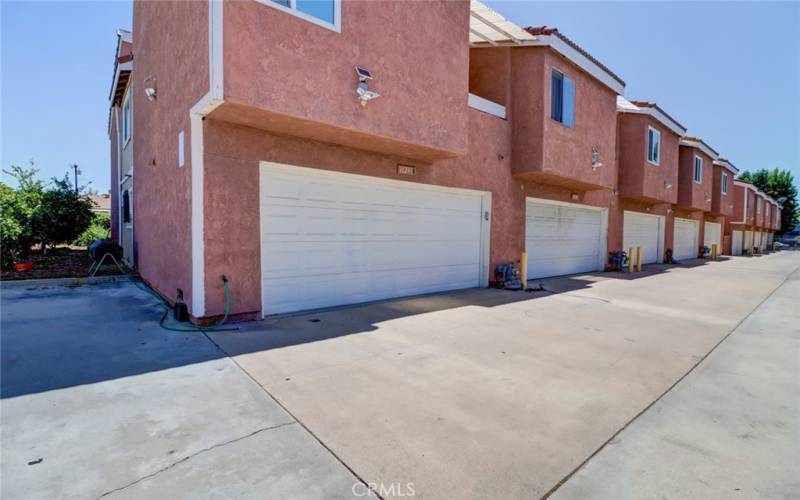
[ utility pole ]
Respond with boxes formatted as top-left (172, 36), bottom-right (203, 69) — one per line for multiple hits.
top-left (71, 164), bottom-right (80, 194)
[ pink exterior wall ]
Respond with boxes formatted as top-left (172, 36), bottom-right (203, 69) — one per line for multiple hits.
top-left (710, 165), bottom-right (734, 217)
top-left (617, 114), bottom-right (679, 204)
top-left (677, 146), bottom-right (713, 212)
top-left (469, 47), bottom-right (510, 106)
top-left (511, 48), bottom-right (618, 191)
top-left (109, 114), bottom-right (120, 243)
top-left (221, 0), bottom-right (469, 162)
top-left (132, 0), bottom-right (209, 310)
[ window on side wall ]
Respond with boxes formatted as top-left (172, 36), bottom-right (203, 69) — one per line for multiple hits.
top-left (721, 173), bottom-right (728, 194)
top-left (693, 155), bottom-right (703, 183)
top-left (122, 190), bottom-right (131, 224)
top-left (647, 126), bottom-right (661, 165)
top-left (122, 91), bottom-right (132, 145)
top-left (266, 0), bottom-right (339, 30)
top-left (550, 70), bottom-right (575, 128)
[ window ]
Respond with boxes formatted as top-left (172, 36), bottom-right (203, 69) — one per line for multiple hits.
top-left (721, 173), bottom-right (728, 194)
top-left (550, 70), bottom-right (575, 128)
top-left (122, 91), bottom-right (132, 145)
top-left (265, 0), bottom-right (339, 30)
top-left (122, 190), bottom-right (131, 224)
top-left (647, 127), bottom-right (661, 165)
top-left (693, 156), bottom-right (703, 183)
top-left (766, 204), bottom-right (770, 219)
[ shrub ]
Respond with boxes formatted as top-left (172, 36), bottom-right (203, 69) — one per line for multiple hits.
top-left (74, 212), bottom-right (111, 247)
top-left (33, 175), bottom-right (94, 250)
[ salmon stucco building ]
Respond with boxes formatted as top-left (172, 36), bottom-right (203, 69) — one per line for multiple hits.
top-left (108, 0), bottom-right (780, 322)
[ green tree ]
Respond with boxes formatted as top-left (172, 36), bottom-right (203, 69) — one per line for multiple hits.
top-left (737, 168), bottom-right (798, 234)
top-left (73, 212), bottom-right (111, 247)
top-left (0, 164), bottom-right (44, 266)
top-left (34, 175), bottom-right (94, 251)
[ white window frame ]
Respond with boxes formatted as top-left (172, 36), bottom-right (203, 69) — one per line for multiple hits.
top-left (257, 0), bottom-right (341, 33)
top-left (122, 89), bottom-right (132, 147)
top-left (646, 126), bottom-right (661, 166)
top-left (721, 172), bottom-right (728, 195)
top-left (693, 155), bottom-right (703, 184)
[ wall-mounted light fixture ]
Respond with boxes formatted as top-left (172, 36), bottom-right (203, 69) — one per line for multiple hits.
top-left (144, 75), bottom-right (157, 101)
top-left (355, 66), bottom-right (380, 107)
top-left (664, 181), bottom-right (673, 189)
top-left (591, 146), bottom-right (603, 170)
top-left (570, 193), bottom-right (580, 200)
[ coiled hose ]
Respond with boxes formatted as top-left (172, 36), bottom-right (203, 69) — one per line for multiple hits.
top-left (134, 278), bottom-right (239, 332)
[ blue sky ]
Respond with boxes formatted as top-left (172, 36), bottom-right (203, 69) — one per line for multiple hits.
top-left (1, 1), bottom-right (798, 193)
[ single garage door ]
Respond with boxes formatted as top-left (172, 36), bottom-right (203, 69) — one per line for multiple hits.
top-left (744, 231), bottom-right (753, 254)
top-left (623, 211), bottom-right (662, 264)
top-left (732, 230), bottom-right (743, 256)
top-left (673, 218), bottom-right (699, 261)
top-left (259, 163), bottom-right (490, 315)
top-left (754, 232), bottom-right (763, 252)
top-left (526, 199), bottom-right (605, 279)
top-left (704, 222), bottom-right (722, 255)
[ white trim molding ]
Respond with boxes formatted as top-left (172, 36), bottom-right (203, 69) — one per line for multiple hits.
top-left (189, 0), bottom-right (225, 318)
top-left (617, 96), bottom-right (686, 137)
top-left (529, 34), bottom-right (624, 94)
top-left (468, 93), bottom-right (507, 119)
top-left (680, 138), bottom-right (719, 161)
top-left (713, 158), bottom-right (738, 175)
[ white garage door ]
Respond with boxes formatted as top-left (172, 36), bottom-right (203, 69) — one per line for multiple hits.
top-left (744, 231), bottom-right (753, 254)
top-left (673, 218), bottom-right (699, 261)
top-left (623, 211), bottom-right (662, 265)
top-left (259, 163), bottom-right (489, 315)
top-left (732, 230), bottom-right (743, 256)
top-left (526, 199), bottom-right (605, 279)
top-left (704, 222), bottom-right (722, 255)
top-left (754, 232), bottom-right (763, 252)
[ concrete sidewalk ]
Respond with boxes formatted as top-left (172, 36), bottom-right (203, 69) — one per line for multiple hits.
top-left (211, 252), bottom-right (800, 499)
top-left (550, 266), bottom-right (800, 500)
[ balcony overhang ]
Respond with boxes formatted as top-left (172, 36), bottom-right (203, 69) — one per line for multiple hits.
top-left (469, 1), bottom-right (537, 46)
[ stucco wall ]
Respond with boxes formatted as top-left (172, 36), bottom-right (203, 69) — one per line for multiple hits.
top-left (132, 0), bottom-right (209, 308)
top-left (222, 0), bottom-right (469, 160)
top-left (617, 114), bottom-right (679, 204)
top-left (511, 48), bottom-right (618, 191)
top-left (110, 108), bottom-right (120, 243)
top-left (710, 165), bottom-right (734, 217)
top-left (469, 47), bottom-right (510, 105)
top-left (202, 108), bottom-right (524, 317)
top-left (677, 146), bottom-right (713, 211)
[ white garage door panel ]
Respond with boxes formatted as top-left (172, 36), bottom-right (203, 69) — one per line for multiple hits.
top-left (526, 201), bottom-right (604, 279)
top-left (704, 222), bottom-right (722, 254)
top-left (260, 164), bottom-right (487, 315)
top-left (623, 212), bottom-right (661, 264)
top-left (732, 230), bottom-right (743, 256)
top-left (673, 218), bottom-right (698, 261)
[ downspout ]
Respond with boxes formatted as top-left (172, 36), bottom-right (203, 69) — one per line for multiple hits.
top-left (190, 0), bottom-right (224, 318)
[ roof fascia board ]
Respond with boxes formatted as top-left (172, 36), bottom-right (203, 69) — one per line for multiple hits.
top-left (680, 139), bottom-right (719, 160)
top-left (528, 34), bottom-right (624, 94)
top-left (618, 106), bottom-right (686, 136)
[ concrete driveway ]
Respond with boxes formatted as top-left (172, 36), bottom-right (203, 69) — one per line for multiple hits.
top-left (2, 252), bottom-right (798, 499)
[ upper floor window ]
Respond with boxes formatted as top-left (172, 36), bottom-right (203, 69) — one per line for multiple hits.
top-left (550, 70), bottom-right (575, 128)
top-left (693, 155), bottom-right (703, 183)
top-left (122, 90), bottom-right (132, 146)
top-left (647, 126), bottom-right (660, 165)
top-left (721, 173), bottom-right (728, 194)
top-left (265, 0), bottom-right (339, 31)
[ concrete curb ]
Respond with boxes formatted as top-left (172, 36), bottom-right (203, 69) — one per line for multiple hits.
top-left (0, 274), bottom-right (138, 289)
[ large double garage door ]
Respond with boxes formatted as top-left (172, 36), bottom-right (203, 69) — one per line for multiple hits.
top-left (525, 199), bottom-right (606, 279)
top-left (259, 163), bottom-right (491, 315)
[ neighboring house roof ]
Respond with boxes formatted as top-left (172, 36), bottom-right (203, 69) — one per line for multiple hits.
top-left (680, 136), bottom-right (719, 160)
top-left (616, 96), bottom-right (686, 136)
top-left (88, 194), bottom-right (111, 212)
top-left (713, 158), bottom-right (739, 175)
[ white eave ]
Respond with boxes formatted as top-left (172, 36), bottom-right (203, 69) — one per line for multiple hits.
top-left (616, 96), bottom-right (686, 136)
top-left (469, 1), bottom-right (537, 45)
top-left (680, 138), bottom-right (719, 161)
top-left (713, 158), bottom-right (739, 175)
top-left (117, 28), bottom-right (132, 43)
